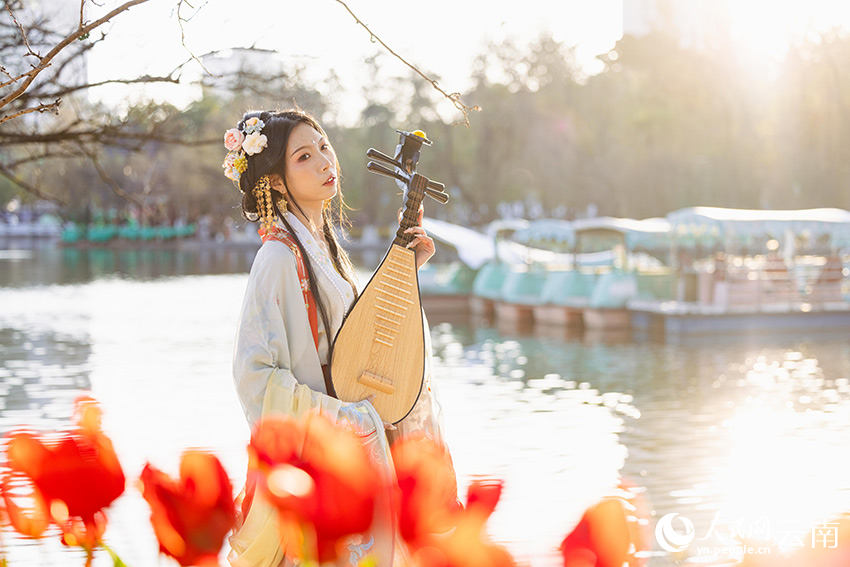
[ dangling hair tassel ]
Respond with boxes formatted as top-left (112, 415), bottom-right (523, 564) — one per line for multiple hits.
top-left (253, 175), bottom-right (275, 233)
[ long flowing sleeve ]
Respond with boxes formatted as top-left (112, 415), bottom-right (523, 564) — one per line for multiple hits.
top-left (232, 241), bottom-right (329, 426)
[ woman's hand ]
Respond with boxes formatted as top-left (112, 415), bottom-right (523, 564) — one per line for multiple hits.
top-left (401, 207), bottom-right (435, 269)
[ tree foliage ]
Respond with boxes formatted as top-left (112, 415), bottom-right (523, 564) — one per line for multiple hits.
top-left (4, 7), bottom-right (850, 227)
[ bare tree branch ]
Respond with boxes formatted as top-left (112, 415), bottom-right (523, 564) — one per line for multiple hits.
top-left (3, 148), bottom-right (86, 170)
top-left (0, 98), bottom-right (60, 125)
top-left (0, 69), bottom-right (37, 90)
top-left (48, 74), bottom-right (180, 100)
top-left (0, 0), bottom-right (151, 111)
top-left (0, 162), bottom-right (68, 205)
top-left (175, 0), bottom-right (217, 78)
top-left (0, 64), bottom-right (14, 82)
top-left (332, 0), bottom-right (480, 127)
top-left (81, 145), bottom-right (145, 208)
top-left (0, 128), bottom-right (219, 147)
top-left (5, 3), bottom-right (39, 59)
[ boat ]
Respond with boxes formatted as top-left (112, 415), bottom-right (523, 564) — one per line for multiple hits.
top-left (532, 270), bottom-right (595, 326)
top-left (60, 221), bottom-right (197, 245)
top-left (534, 217), bottom-right (674, 330)
top-left (630, 207), bottom-right (850, 335)
top-left (421, 217), bottom-right (511, 318)
top-left (423, 218), bottom-right (573, 318)
top-left (493, 264), bottom-right (548, 324)
top-left (491, 220), bottom-right (573, 324)
top-left (417, 262), bottom-right (477, 316)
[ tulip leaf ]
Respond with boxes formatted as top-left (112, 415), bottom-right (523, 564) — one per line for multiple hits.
top-left (102, 543), bottom-right (131, 567)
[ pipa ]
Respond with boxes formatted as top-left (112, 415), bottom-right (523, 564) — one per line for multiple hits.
top-left (330, 130), bottom-right (449, 423)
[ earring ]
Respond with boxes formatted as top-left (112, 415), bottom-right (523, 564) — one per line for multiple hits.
top-left (277, 194), bottom-right (288, 216)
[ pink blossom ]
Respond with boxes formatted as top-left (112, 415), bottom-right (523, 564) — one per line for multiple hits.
top-left (224, 128), bottom-right (245, 151)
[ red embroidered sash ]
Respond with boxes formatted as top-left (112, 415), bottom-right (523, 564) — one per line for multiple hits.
top-left (259, 226), bottom-right (320, 351)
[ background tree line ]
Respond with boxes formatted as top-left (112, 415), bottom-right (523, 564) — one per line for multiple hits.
top-left (5, 21), bottom-right (850, 229)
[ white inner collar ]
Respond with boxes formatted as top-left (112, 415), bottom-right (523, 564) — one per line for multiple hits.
top-left (284, 212), bottom-right (351, 307)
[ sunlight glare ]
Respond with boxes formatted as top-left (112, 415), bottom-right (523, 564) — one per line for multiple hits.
top-left (722, 0), bottom-right (850, 72)
top-left (717, 403), bottom-right (850, 552)
top-left (725, 0), bottom-right (796, 62)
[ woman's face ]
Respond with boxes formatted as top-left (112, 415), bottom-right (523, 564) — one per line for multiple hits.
top-left (277, 122), bottom-right (338, 208)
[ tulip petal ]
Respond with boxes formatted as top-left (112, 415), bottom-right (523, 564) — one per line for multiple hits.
top-left (249, 413), bottom-right (381, 564)
top-left (1, 471), bottom-right (50, 538)
top-left (140, 452), bottom-right (235, 567)
top-left (561, 498), bottom-right (631, 567)
top-left (392, 437), bottom-right (461, 545)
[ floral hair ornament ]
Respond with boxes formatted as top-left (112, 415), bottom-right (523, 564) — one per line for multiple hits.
top-left (222, 116), bottom-right (268, 186)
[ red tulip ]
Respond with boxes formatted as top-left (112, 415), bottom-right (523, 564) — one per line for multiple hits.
top-left (248, 412), bottom-right (383, 563)
top-left (1, 397), bottom-right (125, 551)
top-left (392, 436), bottom-right (461, 545)
top-left (140, 451), bottom-right (236, 567)
top-left (408, 478), bottom-right (516, 567)
top-left (561, 497), bottom-right (637, 567)
top-left (391, 436), bottom-right (513, 567)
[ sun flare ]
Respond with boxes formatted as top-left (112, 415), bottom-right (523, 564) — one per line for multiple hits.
top-left (722, 0), bottom-right (850, 65)
top-left (725, 0), bottom-right (798, 62)
top-left (716, 402), bottom-right (850, 552)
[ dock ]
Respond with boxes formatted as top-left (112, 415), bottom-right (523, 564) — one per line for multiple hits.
top-left (629, 299), bottom-right (850, 335)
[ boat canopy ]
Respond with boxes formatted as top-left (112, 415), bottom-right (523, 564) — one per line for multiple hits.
top-left (572, 216), bottom-right (672, 253)
top-left (423, 218), bottom-right (495, 269)
top-left (512, 219), bottom-right (575, 249)
top-left (484, 219), bottom-right (530, 239)
top-left (666, 207), bottom-right (850, 251)
top-left (424, 218), bottom-right (574, 269)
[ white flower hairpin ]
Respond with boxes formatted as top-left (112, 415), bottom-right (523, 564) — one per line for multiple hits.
top-left (222, 117), bottom-right (268, 184)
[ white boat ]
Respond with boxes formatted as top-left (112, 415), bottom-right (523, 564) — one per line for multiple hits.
top-left (631, 207), bottom-right (850, 335)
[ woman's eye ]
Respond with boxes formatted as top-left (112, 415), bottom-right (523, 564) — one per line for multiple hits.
top-left (298, 153), bottom-right (310, 161)
top-left (321, 144), bottom-right (330, 150)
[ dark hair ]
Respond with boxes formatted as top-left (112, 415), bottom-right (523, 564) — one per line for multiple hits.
top-left (236, 109), bottom-right (359, 370)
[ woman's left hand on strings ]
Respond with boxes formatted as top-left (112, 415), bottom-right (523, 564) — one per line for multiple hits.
top-left (403, 207), bottom-right (435, 269)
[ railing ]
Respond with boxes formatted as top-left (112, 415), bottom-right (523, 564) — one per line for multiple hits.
top-left (704, 255), bottom-right (847, 309)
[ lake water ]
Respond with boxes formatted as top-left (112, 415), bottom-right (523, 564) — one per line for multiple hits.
top-left (2, 241), bottom-right (850, 567)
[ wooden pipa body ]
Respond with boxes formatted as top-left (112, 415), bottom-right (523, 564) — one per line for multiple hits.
top-left (329, 244), bottom-right (424, 424)
top-left (330, 132), bottom-right (447, 424)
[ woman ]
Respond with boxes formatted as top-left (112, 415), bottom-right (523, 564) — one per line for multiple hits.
top-left (224, 110), bottom-right (452, 567)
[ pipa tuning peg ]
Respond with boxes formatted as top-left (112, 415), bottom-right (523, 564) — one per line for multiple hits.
top-left (366, 161), bottom-right (410, 184)
top-left (366, 148), bottom-right (403, 170)
top-left (425, 187), bottom-right (449, 204)
top-left (427, 179), bottom-right (446, 193)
